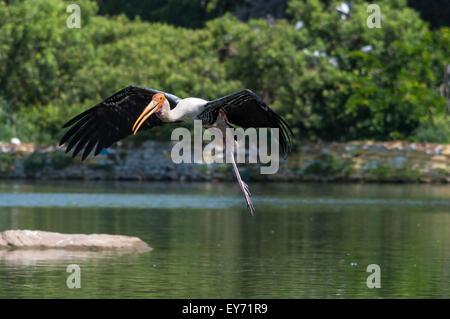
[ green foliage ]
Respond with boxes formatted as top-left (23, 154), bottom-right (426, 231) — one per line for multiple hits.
top-left (23, 151), bottom-right (47, 174)
top-left (0, 0), bottom-right (448, 145)
top-left (395, 165), bottom-right (421, 181)
top-left (303, 154), bottom-right (353, 176)
top-left (0, 97), bottom-right (14, 140)
top-left (49, 151), bottom-right (73, 170)
top-left (435, 168), bottom-right (450, 177)
top-left (413, 115), bottom-right (450, 143)
top-left (87, 162), bottom-right (114, 172)
top-left (284, 0), bottom-right (447, 141)
top-left (366, 163), bottom-right (421, 181)
top-left (367, 164), bottom-right (392, 179)
top-left (0, 153), bottom-right (15, 173)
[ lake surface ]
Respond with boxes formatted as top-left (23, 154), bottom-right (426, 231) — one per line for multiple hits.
top-left (0, 180), bottom-right (449, 298)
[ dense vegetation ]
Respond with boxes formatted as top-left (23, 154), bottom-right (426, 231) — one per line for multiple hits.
top-left (95, 0), bottom-right (450, 29)
top-left (0, 0), bottom-right (449, 146)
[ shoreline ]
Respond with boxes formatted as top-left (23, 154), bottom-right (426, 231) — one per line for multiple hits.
top-left (0, 140), bottom-right (449, 184)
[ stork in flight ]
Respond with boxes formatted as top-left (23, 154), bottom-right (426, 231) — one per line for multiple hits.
top-left (59, 86), bottom-right (293, 215)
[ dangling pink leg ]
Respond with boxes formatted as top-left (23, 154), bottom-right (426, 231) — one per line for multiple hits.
top-left (226, 141), bottom-right (255, 216)
top-left (218, 110), bottom-right (254, 215)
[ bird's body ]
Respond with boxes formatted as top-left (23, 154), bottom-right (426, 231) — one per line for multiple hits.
top-left (60, 86), bottom-right (292, 215)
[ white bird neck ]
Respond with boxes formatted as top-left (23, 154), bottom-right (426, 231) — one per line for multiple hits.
top-left (158, 98), bottom-right (207, 123)
top-left (157, 100), bottom-right (178, 122)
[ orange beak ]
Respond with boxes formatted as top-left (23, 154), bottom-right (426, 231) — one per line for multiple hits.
top-left (132, 100), bottom-right (162, 135)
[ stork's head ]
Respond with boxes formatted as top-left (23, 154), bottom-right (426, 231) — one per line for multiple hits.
top-left (132, 93), bottom-right (166, 135)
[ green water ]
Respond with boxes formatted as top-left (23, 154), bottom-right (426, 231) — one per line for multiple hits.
top-left (0, 181), bottom-right (449, 298)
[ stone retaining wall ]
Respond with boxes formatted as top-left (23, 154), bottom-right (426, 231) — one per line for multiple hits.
top-left (0, 140), bottom-right (449, 183)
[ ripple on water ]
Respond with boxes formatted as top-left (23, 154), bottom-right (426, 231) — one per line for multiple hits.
top-left (0, 193), bottom-right (448, 209)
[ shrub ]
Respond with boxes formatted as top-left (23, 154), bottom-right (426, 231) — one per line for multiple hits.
top-left (0, 153), bottom-right (15, 173)
top-left (23, 152), bottom-right (47, 174)
top-left (303, 154), bottom-right (353, 177)
top-left (87, 162), bottom-right (114, 172)
top-left (367, 163), bottom-right (421, 181)
top-left (49, 151), bottom-right (73, 170)
top-left (412, 115), bottom-right (450, 143)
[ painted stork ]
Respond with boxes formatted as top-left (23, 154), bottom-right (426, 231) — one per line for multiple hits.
top-left (59, 86), bottom-right (293, 215)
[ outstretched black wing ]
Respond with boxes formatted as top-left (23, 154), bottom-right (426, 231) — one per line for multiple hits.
top-left (198, 89), bottom-right (293, 158)
top-left (59, 85), bottom-right (181, 160)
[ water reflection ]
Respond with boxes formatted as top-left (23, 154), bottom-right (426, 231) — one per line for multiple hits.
top-left (0, 181), bottom-right (448, 298)
top-left (0, 249), bottom-right (150, 267)
top-left (0, 193), bottom-right (448, 209)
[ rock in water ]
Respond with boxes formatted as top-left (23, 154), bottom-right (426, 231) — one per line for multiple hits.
top-left (0, 230), bottom-right (151, 252)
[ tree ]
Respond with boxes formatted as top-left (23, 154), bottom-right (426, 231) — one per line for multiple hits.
top-left (0, 0), bottom-right (447, 144)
